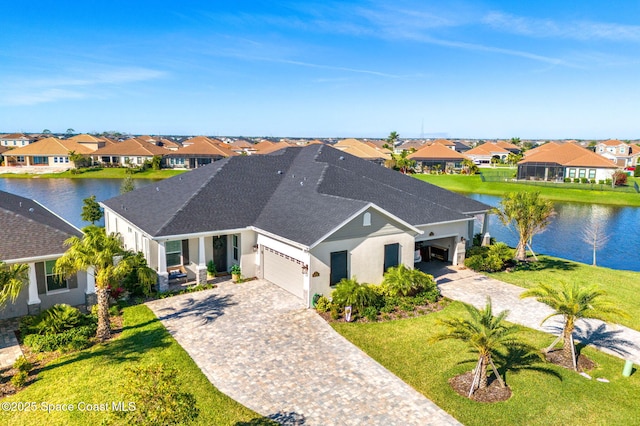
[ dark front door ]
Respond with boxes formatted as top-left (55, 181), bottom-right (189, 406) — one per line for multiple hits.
top-left (213, 235), bottom-right (227, 273)
top-left (330, 251), bottom-right (348, 286)
top-left (384, 243), bottom-right (399, 272)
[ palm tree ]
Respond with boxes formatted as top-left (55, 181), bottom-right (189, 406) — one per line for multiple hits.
top-left (383, 131), bottom-right (399, 153)
top-left (520, 282), bottom-right (627, 370)
top-left (393, 149), bottom-right (416, 174)
top-left (0, 261), bottom-right (29, 308)
top-left (54, 225), bottom-right (156, 341)
top-left (493, 192), bottom-right (555, 261)
top-left (431, 299), bottom-right (519, 395)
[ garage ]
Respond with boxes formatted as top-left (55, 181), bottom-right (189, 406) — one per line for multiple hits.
top-left (263, 246), bottom-right (304, 299)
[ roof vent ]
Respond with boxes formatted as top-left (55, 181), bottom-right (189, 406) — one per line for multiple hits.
top-left (277, 170), bottom-right (283, 174)
top-left (156, 187), bottom-right (160, 191)
top-left (339, 156), bottom-right (345, 160)
top-left (300, 181), bottom-right (304, 186)
top-left (29, 208), bottom-right (34, 213)
top-left (19, 202), bottom-right (22, 207)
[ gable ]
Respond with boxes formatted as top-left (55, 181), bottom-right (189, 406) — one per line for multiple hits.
top-left (323, 208), bottom-right (416, 242)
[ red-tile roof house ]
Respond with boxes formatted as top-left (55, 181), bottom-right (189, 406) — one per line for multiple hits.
top-left (3, 137), bottom-right (95, 168)
top-left (595, 139), bottom-right (640, 168)
top-left (517, 143), bottom-right (618, 182)
top-left (408, 143), bottom-right (469, 172)
top-left (465, 143), bottom-right (511, 165)
top-left (165, 136), bottom-right (238, 168)
top-left (333, 139), bottom-right (390, 165)
top-left (92, 138), bottom-right (171, 167)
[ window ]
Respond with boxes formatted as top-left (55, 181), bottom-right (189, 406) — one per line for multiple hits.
top-left (578, 169), bottom-right (586, 178)
top-left (165, 240), bottom-right (182, 267)
top-left (620, 146), bottom-right (626, 154)
top-left (330, 251), bottom-right (348, 286)
top-left (45, 260), bottom-right (67, 292)
top-left (384, 243), bottom-right (400, 273)
top-left (232, 235), bottom-right (239, 261)
top-left (363, 212), bottom-right (371, 227)
top-left (588, 169), bottom-right (596, 179)
top-left (568, 169), bottom-right (576, 178)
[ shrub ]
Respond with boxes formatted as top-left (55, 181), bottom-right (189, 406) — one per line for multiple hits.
top-left (331, 278), bottom-right (379, 313)
top-left (121, 252), bottom-right (156, 296)
top-left (605, 178), bottom-right (612, 185)
top-left (330, 305), bottom-right (341, 320)
top-left (314, 296), bottom-right (332, 313)
top-left (381, 265), bottom-right (436, 297)
top-left (20, 304), bottom-right (86, 336)
top-left (13, 356), bottom-right (32, 373)
top-left (613, 170), bottom-right (628, 186)
top-left (23, 324), bottom-right (97, 352)
top-left (580, 177), bottom-right (588, 184)
top-left (464, 242), bottom-right (512, 272)
top-left (573, 178), bottom-right (580, 183)
top-left (206, 260), bottom-right (217, 276)
top-left (114, 363), bottom-right (199, 426)
top-left (635, 167), bottom-right (640, 178)
top-left (598, 179), bottom-right (605, 185)
top-left (489, 242), bottom-right (514, 263)
top-left (11, 371), bottom-right (28, 388)
top-left (563, 178), bottom-right (571, 183)
top-left (362, 306), bottom-right (379, 322)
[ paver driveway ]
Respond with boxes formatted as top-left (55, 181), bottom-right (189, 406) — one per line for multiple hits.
top-left (146, 280), bottom-right (460, 426)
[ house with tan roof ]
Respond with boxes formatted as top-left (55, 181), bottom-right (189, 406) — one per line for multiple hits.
top-left (3, 137), bottom-right (95, 168)
top-left (333, 139), bottom-right (390, 165)
top-left (0, 133), bottom-right (35, 147)
top-left (165, 136), bottom-right (238, 168)
top-left (494, 140), bottom-right (521, 154)
top-left (407, 143), bottom-right (469, 173)
top-left (517, 143), bottom-right (618, 182)
top-left (465, 142), bottom-right (512, 165)
top-left (66, 133), bottom-right (111, 151)
top-left (595, 139), bottom-right (640, 168)
top-left (253, 141), bottom-right (294, 155)
top-left (92, 138), bottom-right (171, 167)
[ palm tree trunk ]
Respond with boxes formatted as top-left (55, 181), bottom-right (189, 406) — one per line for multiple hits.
top-left (562, 323), bottom-right (575, 368)
top-left (95, 287), bottom-right (111, 342)
top-left (478, 356), bottom-right (488, 389)
top-left (515, 240), bottom-right (527, 261)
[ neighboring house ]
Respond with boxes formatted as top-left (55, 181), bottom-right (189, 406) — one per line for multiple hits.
top-left (595, 139), bottom-right (640, 168)
top-left (92, 138), bottom-right (170, 167)
top-left (0, 190), bottom-right (94, 319)
top-left (465, 142), bottom-right (511, 165)
top-left (165, 136), bottom-right (238, 168)
top-left (333, 139), bottom-right (390, 165)
top-left (0, 133), bottom-right (35, 147)
top-left (66, 134), bottom-right (111, 151)
top-left (2, 137), bottom-right (95, 168)
top-left (0, 146), bottom-right (8, 166)
top-left (253, 141), bottom-right (293, 155)
top-left (431, 139), bottom-right (457, 151)
top-left (395, 140), bottom-right (425, 153)
top-left (407, 143), bottom-right (469, 172)
top-left (222, 139), bottom-right (256, 155)
top-left (517, 142), bottom-right (618, 182)
top-left (494, 140), bottom-right (521, 154)
top-left (101, 145), bottom-right (491, 307)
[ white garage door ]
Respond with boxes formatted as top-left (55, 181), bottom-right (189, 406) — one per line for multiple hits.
top-left (263, 247), bottom-right (304, 299)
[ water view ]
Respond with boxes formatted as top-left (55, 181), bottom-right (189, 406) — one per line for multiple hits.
top-left (1, 178), bottom-right (638, 272)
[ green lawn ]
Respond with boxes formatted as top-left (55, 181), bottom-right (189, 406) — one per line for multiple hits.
top-left (333, 302), bottom-right (640, 426)
top-left (0, 168), bottom-right (187, 179)
top-left (0, 305), bottom-right (271, 425)
top-left (413, 172), bottom-right (640, 207)
top-left (486, 256), bottom-right (640, 331)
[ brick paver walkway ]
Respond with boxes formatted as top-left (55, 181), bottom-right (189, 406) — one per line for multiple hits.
top-left (0, 318), bottom-right (23, 368)
top-left (147, 280), bottom-right (460, 426)
top-left (434, 266), bottom-right (640, 365)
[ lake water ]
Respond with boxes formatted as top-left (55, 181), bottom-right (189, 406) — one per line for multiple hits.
top-left (1, 178), bottom-right (639, 272)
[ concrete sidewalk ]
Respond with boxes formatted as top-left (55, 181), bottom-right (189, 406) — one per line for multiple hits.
top-left (434, 266), bottom-right (640, 365)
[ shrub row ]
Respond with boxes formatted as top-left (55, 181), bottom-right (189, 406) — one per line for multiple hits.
top-left (23, 324), bottom-right (97, 353)
top-left (464, 243), bottom-right (514, 272)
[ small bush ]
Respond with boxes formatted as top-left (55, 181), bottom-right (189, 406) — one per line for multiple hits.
top-left (20, 304), bottom-right (88, 336)
top-left (331, 278), bottom-right (379, 313)
top-left (613, 170), bottom-right (628, 186)
top-left (563, 178), bottom-right (571, 183)
top-left (11, 371), bottom-right (28, 388)
top-left (314, 296), bottom-right (332, 313)
top-left (635, 167), bottom-right (640, 178)
top-left (206, 260), bottom-right (217, 276)
top-left (330, 305), bottom-right (341, 320)
top-left (605, 178), bottom-right (612, 185)
top-left (598, 179), bottom-right (605, 185)
top-left (464, 242), bottom-right (512, 272)
top-left (23, 324), bottom-right (96, 352)
top-left (362, 306), bottom-right (378, 322)
top-left (381, 265), bottom-right (436, 297)
top-left (13, 356), bottom-right (32, 373)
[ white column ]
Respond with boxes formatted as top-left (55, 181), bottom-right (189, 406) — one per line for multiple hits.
top-left (158, 242), bottom-right (167, 273)
top-left (27, 263), bottom-right (41, 305)
top-left (85, 266), bottom-right (96, 295)
top-left (198, 236), bottom-right (206, 267)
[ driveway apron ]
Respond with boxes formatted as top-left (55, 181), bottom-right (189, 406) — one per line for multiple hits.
top-left (146, 280), bottom-right (460, 426)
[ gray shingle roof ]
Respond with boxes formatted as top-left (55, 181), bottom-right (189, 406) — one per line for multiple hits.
top-left (102, 145), bottom-right (491, 246)
top-left (0, 190), bottom-right (82, 261)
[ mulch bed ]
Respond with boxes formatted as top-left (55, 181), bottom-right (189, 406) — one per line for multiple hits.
top-left (0, 314), bottom-right (124, 399)
top-left (545, 349), bottom-right (596, 371)
top-left (319, 298), bottom-right (449, 323)
top-left (449, 371), bottom-right (512, 403)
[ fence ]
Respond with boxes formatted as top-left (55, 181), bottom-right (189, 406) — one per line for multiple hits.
top-left (480, 172), bottom-right (640, 194)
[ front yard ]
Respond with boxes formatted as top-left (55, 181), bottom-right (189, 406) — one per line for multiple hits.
top-left (333, 301), bottom-right (640, 426)
top-left (0, 304), bottom-right (272, 425)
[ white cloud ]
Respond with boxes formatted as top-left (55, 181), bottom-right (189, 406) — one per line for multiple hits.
top-left (483, 12), bottom-right (640, 42)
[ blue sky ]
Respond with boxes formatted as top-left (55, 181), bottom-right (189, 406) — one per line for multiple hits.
top-left (2, 1), bottom-right (640, 139)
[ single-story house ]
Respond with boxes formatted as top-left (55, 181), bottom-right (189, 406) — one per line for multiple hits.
top-left (164, 136), bottom-right (238, 168)
top-left (333, 138), bottom-right (390, 165)
top-left (92, 138), bottom-right (170, 166)
top-left (465, 142), bottom-right (512, 165)
top-left (407, 143), bottom-right (470, 172)
top-left (0, 190), bottom-right (95, 319)
top-left (2, 137), bottom-right (95, 168)
top-left (0, 146), bottom-right (8, 166)
top-left (101, 145), bottom-right (490, 307)
top-left (517, 142), bottom-right (618, 181)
